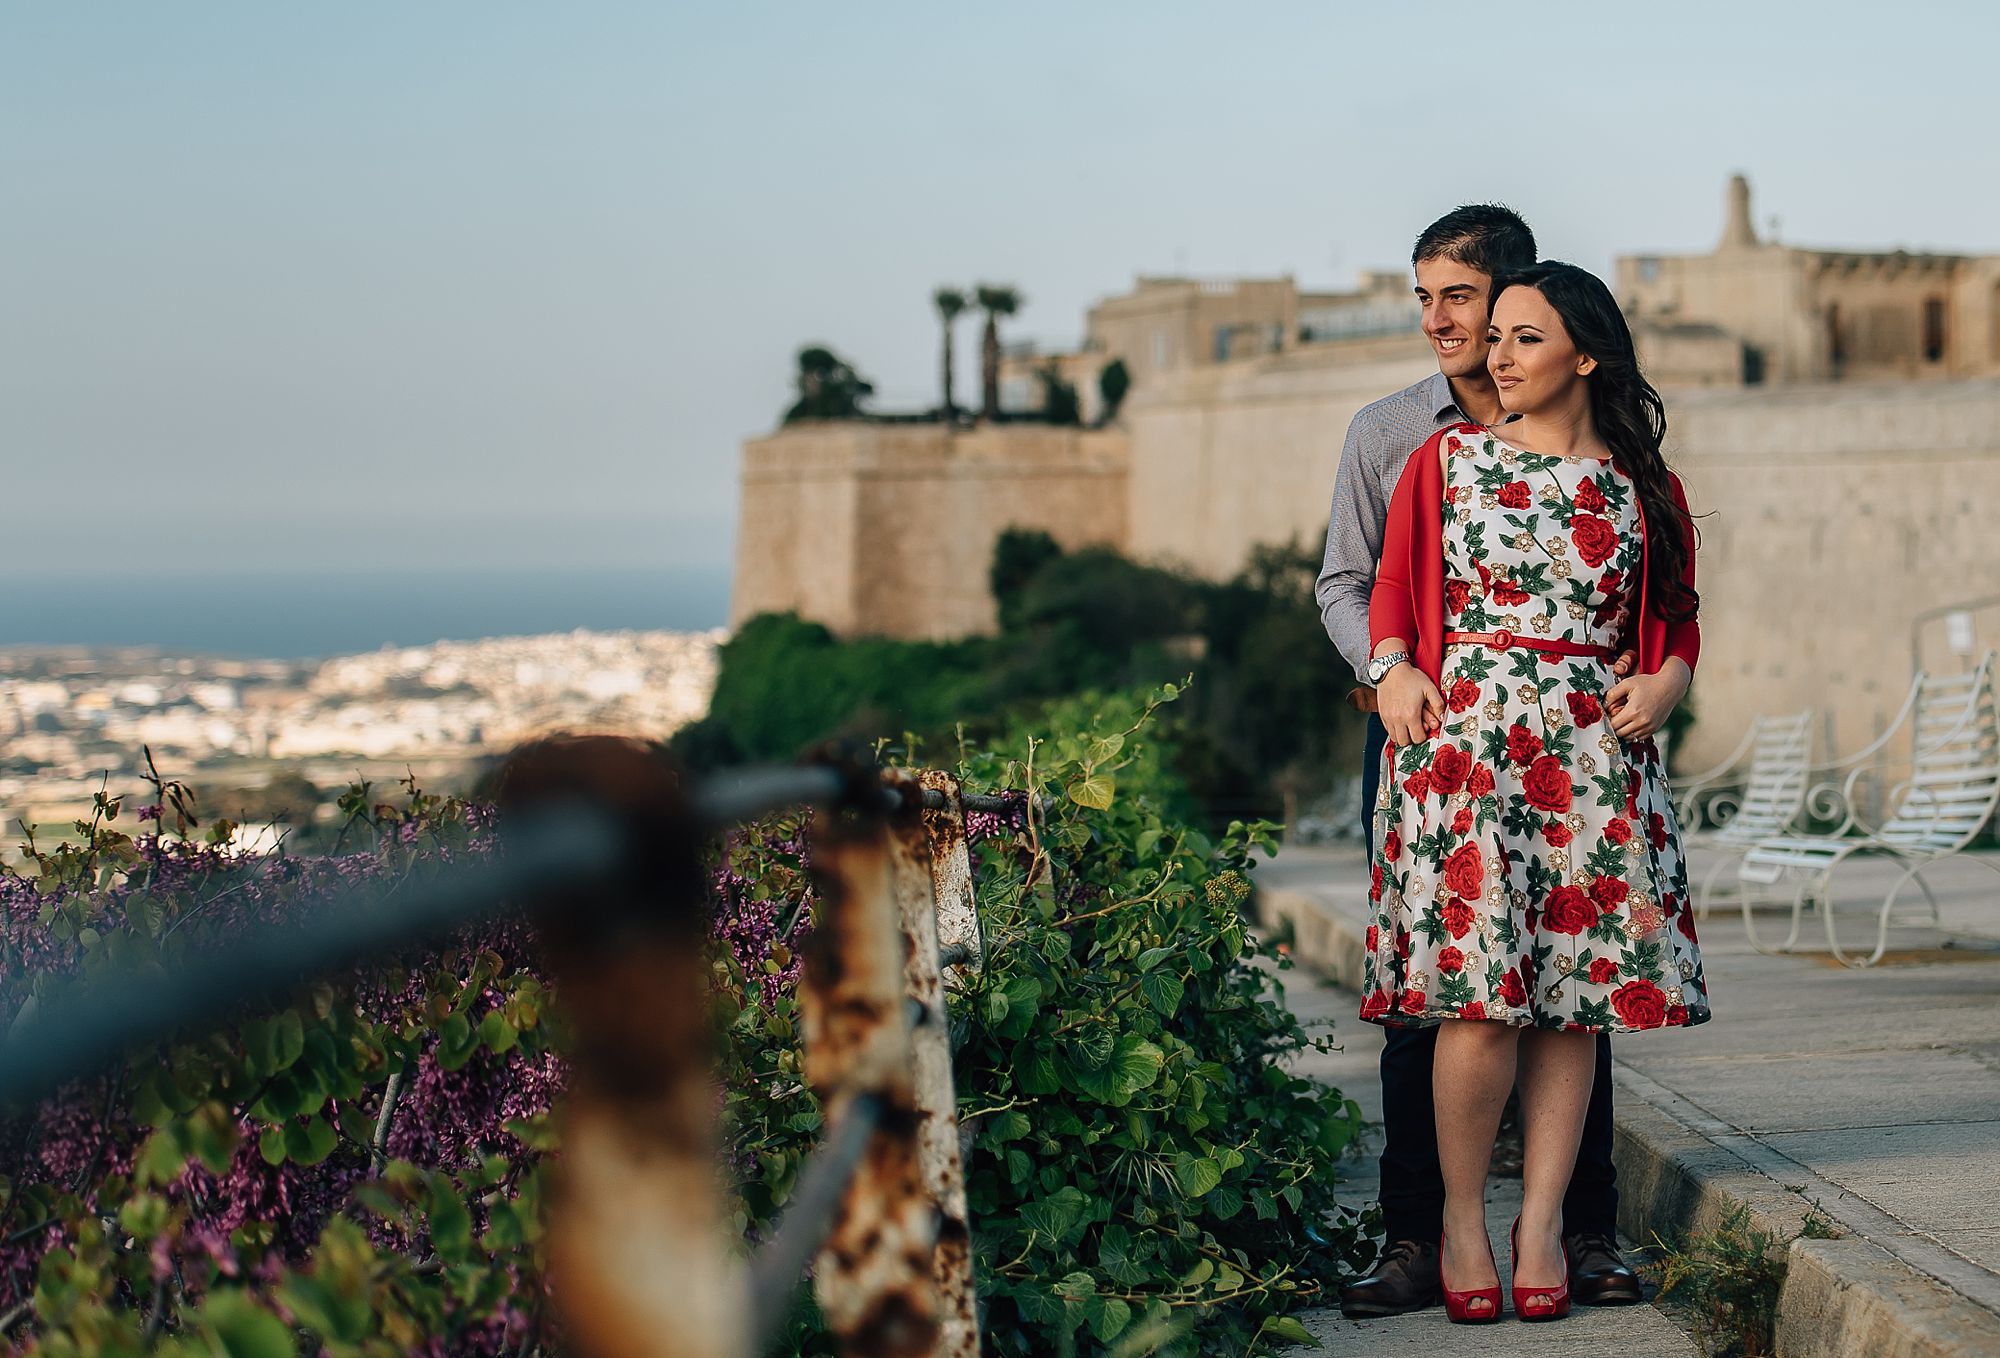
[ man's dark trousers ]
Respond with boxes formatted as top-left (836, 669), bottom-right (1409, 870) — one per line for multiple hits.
top-left (1360, 713), bottom-right (1620, 1244)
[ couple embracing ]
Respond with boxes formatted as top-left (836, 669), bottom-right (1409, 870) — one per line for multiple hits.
top-left (1315, 206), bottom-right (1712, 1323)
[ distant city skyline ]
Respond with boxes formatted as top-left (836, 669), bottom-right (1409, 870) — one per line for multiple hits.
top-left (5, 1), bottom-right (1994, 580)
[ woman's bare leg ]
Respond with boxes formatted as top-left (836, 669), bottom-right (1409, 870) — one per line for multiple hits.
top-left (1433, 1018), bottom-right (1517, 1309)
top-left (1514, 1029), bottom-right (1598, 1288)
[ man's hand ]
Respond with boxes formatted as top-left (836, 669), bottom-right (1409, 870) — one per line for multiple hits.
top-left (1606, 659), bottom-right (1691, 741)
top-left (1378, 661), bottom-right (1444, 747)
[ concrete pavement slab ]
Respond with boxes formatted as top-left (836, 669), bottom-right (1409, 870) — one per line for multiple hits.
top-left (1252, 842), bottom-right (2000, 1355)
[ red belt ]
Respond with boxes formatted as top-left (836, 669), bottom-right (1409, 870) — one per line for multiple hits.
top-left (1443, 630), bottom-right (1616, 659)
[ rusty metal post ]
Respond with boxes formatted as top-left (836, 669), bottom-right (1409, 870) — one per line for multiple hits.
top-left (887, 771), bottom-right (979, 1357)
top-left (800, 793), bottom-right (942, 1357)
top-left (919, 771), bottom-right (984, 985)
top-left (496, 735), bottom-right (748, 1358)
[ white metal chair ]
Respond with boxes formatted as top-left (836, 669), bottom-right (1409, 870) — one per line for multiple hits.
top-left (1673, 708), bottom-right (1818, 917)
top-left (1737, 652), bottom-right (2000, 967)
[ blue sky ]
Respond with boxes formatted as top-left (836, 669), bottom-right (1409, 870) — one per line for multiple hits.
top-left (3, 2), bottom-right (1992, 577)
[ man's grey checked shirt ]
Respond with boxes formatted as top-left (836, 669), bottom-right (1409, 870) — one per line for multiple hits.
top-left (1313, 369), bottom-right (1468, 685)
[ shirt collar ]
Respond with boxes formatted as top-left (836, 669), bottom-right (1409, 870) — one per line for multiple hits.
top-left (1423, 370), bottom-right (1462, 423)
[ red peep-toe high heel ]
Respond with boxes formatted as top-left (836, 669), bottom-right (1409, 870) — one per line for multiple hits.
top-left (1440, 1228), bottom-right (1504, 1324)
top-left (1510, 1216), bottom-right (1572, 1321)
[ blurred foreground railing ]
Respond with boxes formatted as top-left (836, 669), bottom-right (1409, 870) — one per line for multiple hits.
top-left (0, 736), bottom-right (1020, 1358)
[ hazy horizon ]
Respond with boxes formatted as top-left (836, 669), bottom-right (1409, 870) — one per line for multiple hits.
top-left (6, 1), bottom-right (1995, 585)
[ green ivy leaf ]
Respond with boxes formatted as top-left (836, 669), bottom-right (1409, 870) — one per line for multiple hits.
top-left (1174, 1154), bottom-right (1223, 1197)
top-left (1068, 773), bottom-right (1115, 811)
top-left (198, 1290), bottom-right (296, 1358)
top-left (1141, 972), bottom-right (1184, 1016)
top-left (1259, 1315), bottom-right (1319, 1346)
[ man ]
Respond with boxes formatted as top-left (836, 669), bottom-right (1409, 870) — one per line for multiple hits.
top-left (1314, 204), bottom-right (1643, 1316)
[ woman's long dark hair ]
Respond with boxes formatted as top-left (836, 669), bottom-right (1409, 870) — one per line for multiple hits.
top-left (1491, 261), bottom-right (1699, 624)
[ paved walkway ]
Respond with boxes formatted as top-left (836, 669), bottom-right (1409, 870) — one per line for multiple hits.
top-left (1259, 841), bottom-right (2000, 1355)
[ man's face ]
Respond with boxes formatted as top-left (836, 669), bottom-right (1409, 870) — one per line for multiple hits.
top-left (1413, 256), bottom-right (1494, 380)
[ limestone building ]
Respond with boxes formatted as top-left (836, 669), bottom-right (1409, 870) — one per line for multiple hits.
top-left (733, 178), bottom-right (2000, 771)
top-left (1620, 175), bottom-right (2000, 384)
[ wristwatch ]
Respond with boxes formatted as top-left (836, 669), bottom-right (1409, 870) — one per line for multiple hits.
top-left (1367, 650), bottom-right (1410, 685)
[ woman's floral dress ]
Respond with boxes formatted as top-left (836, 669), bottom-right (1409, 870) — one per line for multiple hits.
top-left (1359, 429), bottom-right (1710, 1033)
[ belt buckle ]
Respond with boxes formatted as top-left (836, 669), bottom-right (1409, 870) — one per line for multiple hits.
top-left (1491, 629), bottom-right (1514, 650)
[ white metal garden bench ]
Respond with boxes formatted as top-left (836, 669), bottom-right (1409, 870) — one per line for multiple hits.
top-left (1737, 651), bottom-right (2000, 967)
top-left (1672, 708), bottom-right (1818, 917)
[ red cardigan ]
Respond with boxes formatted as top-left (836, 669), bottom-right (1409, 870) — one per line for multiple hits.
top-left (1369, 423), bottom-right (1700, 686)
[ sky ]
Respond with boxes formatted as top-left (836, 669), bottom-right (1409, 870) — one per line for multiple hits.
top-left (4, 2), bottom-right (1994, 580)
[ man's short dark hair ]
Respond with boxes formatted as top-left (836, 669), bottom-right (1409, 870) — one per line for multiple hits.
top-left (1412, 204), bottom-right (1537, 278)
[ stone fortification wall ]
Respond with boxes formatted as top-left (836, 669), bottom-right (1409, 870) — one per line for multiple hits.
top-left (1667, 379), bottom-right (2000, 770)
top-left (733, 363), bottom-right (2000, 775)
top-left (732, 423), bottom-right (1129, 640)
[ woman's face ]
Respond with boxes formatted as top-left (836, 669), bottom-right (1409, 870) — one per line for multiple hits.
top-left (1487, 284), bottom-right (1595, 415)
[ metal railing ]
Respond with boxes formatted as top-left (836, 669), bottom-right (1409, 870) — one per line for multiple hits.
top-left (0, 735), bottom-right (1015, 1358)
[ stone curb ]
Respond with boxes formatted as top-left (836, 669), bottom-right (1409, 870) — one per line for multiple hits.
top-left (1252, 882), bottom-right (2000, 1358)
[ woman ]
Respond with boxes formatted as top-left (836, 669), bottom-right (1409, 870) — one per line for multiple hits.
top-left (1357, 261), bottom-right (1710, 1323)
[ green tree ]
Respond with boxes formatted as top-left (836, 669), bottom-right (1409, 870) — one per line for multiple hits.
top-left (934, 287), bottom-right (967, 421)
top-left (783, 345), bottom-right (874, 423)
top-left (976, 284), bottom-right (1022, 421)
top-left (1037, 361), bottom-right (1081, 426)
top-left (989, 528), bottom-right (1064, 632)
top-left (1097, 357), bottom-right (1131, 423)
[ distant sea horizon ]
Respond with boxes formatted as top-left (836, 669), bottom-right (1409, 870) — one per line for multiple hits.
top-left (2, 565), bottom-right (733, 660)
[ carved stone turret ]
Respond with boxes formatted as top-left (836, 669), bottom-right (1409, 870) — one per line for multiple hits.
top-left (1719, 173), bottom-right (1759, 251)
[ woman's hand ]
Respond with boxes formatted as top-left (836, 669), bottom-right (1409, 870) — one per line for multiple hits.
top-left (1605, 658), bottom-right (1691, 741)
top-left (1378, 661), bottom-right (1444, 747)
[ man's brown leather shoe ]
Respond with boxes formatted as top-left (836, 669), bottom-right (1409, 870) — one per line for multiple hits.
top-left (1339, 1239), bottom-right (1443, 1318)
top-left (1565, 1230), bottom-right (1643, 1305)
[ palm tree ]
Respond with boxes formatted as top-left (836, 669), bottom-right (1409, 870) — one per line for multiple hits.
top-left (975, 284), bottom-right (1022, 421)
top-left (933, 287), bottom-right (967, 422)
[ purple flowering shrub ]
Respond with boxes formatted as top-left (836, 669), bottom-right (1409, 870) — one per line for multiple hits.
top-left (0, 774), bottom-right (561, 1357)
top-left (4, 683), bottom-right (1369, 1357)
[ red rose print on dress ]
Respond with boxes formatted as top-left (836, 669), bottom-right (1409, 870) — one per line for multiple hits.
top-left (1443, 843), bottom-right (1485, 900)
top-left (1441, 898), bottom-right (1477, 939)
top-left (1522, 755), bottom-right (1575, 813)
top-left (1430, 745), bottom-right (1472, 796)
top-left (1572, 515), bottom-right (1618, 568)
top-left (1610, 979), bottom-right (1669, 1029)
top-left (1357, 436), bottom-right (1706, 1035)
top-left (1542, 885), bottom-right (1597, 935)
top-left (1370, 863), bottom-right (1384, 900)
